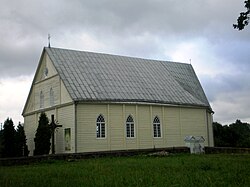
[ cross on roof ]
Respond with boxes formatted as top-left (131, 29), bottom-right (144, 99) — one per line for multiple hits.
top-left (48, 34), bottom-right (51, 48)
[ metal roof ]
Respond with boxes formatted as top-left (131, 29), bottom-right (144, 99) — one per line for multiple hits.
top-left (45, 47), bottom-right (211, 108)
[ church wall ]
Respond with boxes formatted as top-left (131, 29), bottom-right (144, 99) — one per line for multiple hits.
top-left (24, 114), bottom-right (37, 156)
top-left (32, 75), bottom-right (72, 112)
top-left (137, 105), bottom-right (152, 149)
top-left (207, 112), bottom-right (214, 146)
top-left (23, 51), bottom-right (75, 155)
top-left (57, 104), bottom-right (75, 153)
top-left (24, 102), bottom-right (212, 155)
top-left (34, 52), bottom-right (57, 83)
top-left (34, 76), bottom-right (60, 110)
top-left (24, 104), bottom-right (75, 156)
top-left (76, 103), bottom-right (211, 153)
top-left (24, 76), bottom-right (61, 116)
top-left (23, 51), bottom-right (73, 115)
top-left (24, 109), bottom-right (55, 156)
top-left (124, 105), bottom-right (137, 150)
top-left (109, 105), bottom-right (124, 150)
top-left (24, 88), bottom-right (35, 113)
top-left (164, 107), bottom-right (182, 146)
top-left (152, 106), bottom-right (165, 148)
top-left (76, 104), bottom-right (109, 152)
top-left (45, 53), bottom-right (57, 77)
top-left (179, 108), bottom-right (207, 143)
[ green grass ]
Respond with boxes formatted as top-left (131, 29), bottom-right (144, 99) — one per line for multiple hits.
top-left (0, 154), bottom-right (250, 187)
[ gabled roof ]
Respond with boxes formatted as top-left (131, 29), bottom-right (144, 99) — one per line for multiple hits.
top-left (45, 47), bottom-right (211, 109)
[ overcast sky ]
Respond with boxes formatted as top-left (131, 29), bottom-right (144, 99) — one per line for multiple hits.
top-left (0, 0), bottom-right (249, 126)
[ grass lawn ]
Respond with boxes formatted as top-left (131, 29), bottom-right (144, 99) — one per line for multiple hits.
top-left (0, 154), bottom-right (250, 187)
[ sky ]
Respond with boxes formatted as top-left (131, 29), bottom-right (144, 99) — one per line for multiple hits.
top-left (0, 0), bottom-right (249, 126)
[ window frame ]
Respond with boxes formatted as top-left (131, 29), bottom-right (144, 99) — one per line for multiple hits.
top-left (40, 91), bottom-right (44, 108)
top-left (153, 116), bottom-right (161, 138)
top-left (126, 115), bottom-right (135, 138)
top-left (50, 88), bottom-right (54, 106)
top-left (96, 114), bottom-right (106, 139)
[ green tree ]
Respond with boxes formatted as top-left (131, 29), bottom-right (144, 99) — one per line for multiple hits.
top-left (213, 122), bottom-right (226, 147)
top-left (234, 0), bottom-right (250, 30)
top-left (34, 113), bottom-right (51, 155)
top-left (0, 129), bottom-right (3, 157)
top-left (16, 122), bottom-right (29, 156)
top-left (229, 120), bottom-right (250, 147)
top-left (1, 118), bottom-right (16, 157)
top-left (213, 120), bottom-right (250, 148)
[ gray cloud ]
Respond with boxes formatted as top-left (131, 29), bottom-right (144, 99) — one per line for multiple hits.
top-left (200, 72), bottom-right (250, 124)
top-left (0, 0), bottom-right (249, 124)
top-left (201, 73), bottom-right (250, 102)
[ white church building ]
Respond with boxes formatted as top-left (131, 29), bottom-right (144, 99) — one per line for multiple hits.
top-left (22, 47), bottom-right (214, 155)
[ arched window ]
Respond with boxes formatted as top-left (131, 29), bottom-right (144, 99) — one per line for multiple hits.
top-left (96, 115), bottom-right (105, 138)
top-left (153, 116), bottom-right (161, 138)
top-left (126, 115), bottom-right (135, 138)
top-left (50, 88), bottom-right (54, 106)
top-left (40, 91), bottom-right (44, 108)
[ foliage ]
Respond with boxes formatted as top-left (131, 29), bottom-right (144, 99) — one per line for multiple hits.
top-left (0, 119), bottom-right (29, 158)
top-left (0, 130), bottom-right (3, 157)
top-left (1, 118), bottom-right (16, 157)
top-left (34, 113), bottom-right (51, 155)
top-left (0, 154), bottom-right (250, 186)
top-left (213, 120), bottom-right (250, 147)
top-left (15, 123), bottom-right (29, 157)
top-left (234, 0), bottom-right (250, 30)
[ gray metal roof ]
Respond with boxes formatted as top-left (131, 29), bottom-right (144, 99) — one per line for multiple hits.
top-left (45, 47), bottom-right (211, 108)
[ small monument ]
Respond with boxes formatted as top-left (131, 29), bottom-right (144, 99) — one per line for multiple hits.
top-left (184, 136), bottom-right (205, 154)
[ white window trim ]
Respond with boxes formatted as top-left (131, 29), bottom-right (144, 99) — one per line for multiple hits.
top-left (153, 116), bottom-right (162, 138)
top-left (96, 115), bottom-right (106, 139)
top-left (126, 115), bottom-right (136, 139)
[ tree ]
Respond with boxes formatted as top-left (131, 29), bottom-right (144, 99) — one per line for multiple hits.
top-left (16, 122), bottom-right (29, 157)
top-left (233, 0), bottom-right (250, 30)
top-left (213, 120), bottom-right (250, 148)
top-left (213, 122), bottom-right (226, 147)
top-left (0, 129), bottom-right (3, 157)
top-left (34, 113), bottom-right (51, 155)
top-left (228, 120), bottom-right (250, 147)
top-left (1, 118), bottom-right (16, 157)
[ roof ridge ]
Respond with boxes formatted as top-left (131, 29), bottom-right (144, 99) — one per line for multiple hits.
top-left (45, 47), bottom-right (189, 66)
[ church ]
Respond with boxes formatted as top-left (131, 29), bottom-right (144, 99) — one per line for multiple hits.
top-left (22, 47), bottom-right (214, 155)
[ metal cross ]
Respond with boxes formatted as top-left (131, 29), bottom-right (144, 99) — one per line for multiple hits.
top-left (48, 34), bottom-right (51, 48)
top-left (49, 114), bottom-right (62, 154)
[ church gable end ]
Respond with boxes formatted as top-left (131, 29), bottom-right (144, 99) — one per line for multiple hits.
top-left (34, 51), bottom-right (58, 83)
top-left (22, 49), bottom-right (73, 115)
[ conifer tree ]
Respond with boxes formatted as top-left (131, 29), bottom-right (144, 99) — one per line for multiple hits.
top-left (16, 122), bottom-right (29, 156)
top-left (34, 113), bottom-right (51, 155)
top-left (2, 118), bottom-right (16, 157)
top-left (0, 129), bottom-right (3, 157)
